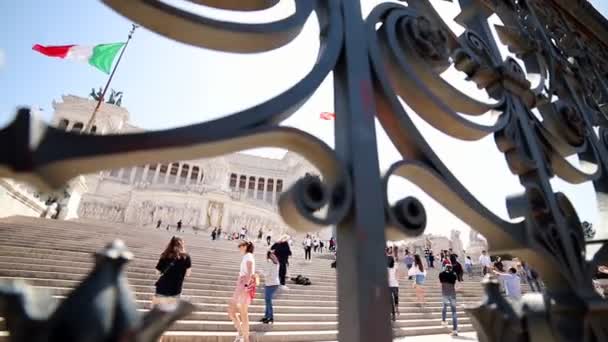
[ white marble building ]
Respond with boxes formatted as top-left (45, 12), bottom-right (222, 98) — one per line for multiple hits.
top-left (2, 95), bottom-right (322, 237)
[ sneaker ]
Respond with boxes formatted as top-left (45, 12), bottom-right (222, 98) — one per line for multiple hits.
top-left (441, 321), bottom-right (448, 328)
top-left (280, 285), bottom-right (289, 291)
top-left (451, 330), bottom-right (458, 336)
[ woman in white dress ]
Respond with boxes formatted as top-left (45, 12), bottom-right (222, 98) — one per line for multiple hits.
top-left (228, 241), bottom-right (256, 342)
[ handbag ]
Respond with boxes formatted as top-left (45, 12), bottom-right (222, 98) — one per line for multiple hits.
top-left (155, 260), bottom-right (176, 286)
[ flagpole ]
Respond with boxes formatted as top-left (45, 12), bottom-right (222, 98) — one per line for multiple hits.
top-left (84, 24), bottom-right (138, 133)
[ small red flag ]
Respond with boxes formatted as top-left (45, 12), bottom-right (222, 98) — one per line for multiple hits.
top-left (320, 112), bottom-right (335, 120)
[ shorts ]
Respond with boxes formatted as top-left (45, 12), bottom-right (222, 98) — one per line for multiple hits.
top-left (415, 274), bottom-right (426, 285)
top-left (152, 294), bottom-right (180, 310)
top-left (232, 276), bottom-right (254, 305)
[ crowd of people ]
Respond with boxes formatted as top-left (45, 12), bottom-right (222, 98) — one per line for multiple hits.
top-left (302, 234), bottom-right (332, 260)
top-left (150, 234), bottom-right (293, 342)
top-left (384, 246), bottom-right (543, 336)
top-left (150, 231), bottom-right (545, 341)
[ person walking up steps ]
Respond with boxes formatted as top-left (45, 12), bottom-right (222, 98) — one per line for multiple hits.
top-left (465, 256), bottom-right (473, 278)
top-left (450, 254), bottom-right (464, 282)
top-left (387, 248), bottom-right (400, 321)
top-left (479, 250), bottom-right (492, 276)
top-left (260, 250), bottom-right (280, 324)
top-left (408, 254), bottom-right (427, 307)
top-left (428, 251), bottom-right (435, 268)
top-left (272, 235), bottom-right (292, 290)
top-left (266, 229), bottom-right (272, 246)
top-left (228, 241), bottom-right (256, 342)
top-left (439, 264), bottom-right (459, 336)
top-left (404, 250), bottom-right (414, 280)
top-left (153, 237), bottom-right (192, 310)
top-left (303, 234), bottom-right (312, 261)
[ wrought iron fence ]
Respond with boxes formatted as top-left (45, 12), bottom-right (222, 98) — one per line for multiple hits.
top-left (1, 0), bottom-right (608, 341)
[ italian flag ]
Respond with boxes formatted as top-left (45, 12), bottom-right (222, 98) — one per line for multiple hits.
top-left (32, 43), bottom-right (125, 74)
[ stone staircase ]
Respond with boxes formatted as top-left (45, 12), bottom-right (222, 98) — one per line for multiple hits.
top-left (0, 216), bottom-right (493, 341)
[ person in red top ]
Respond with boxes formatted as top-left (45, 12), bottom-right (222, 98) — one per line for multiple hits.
top-left (442, 252), bottom-right (452, 271)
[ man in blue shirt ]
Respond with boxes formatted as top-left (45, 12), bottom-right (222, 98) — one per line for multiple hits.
top-left (494, 267), bottom-right (522, 300)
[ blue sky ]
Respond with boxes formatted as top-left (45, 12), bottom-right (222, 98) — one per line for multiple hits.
top-left (2, 1), bottom-right (607, 127)
top-left (1, 1), bottom-right (607, 243)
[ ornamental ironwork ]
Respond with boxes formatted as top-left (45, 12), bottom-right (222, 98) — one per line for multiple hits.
top-left (1, 0), bottom-right (608, 341)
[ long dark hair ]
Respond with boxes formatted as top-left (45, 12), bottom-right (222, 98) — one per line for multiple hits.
top-left (414, 254), bottom-right (424, 272)
top-left (239, 240), bottom-right (255, 253)
top-left (267, 250), bottom-right (278, 264)
top-left (387, 256), bottom-right (395, 268)
top-left (161, 236), bottom-right (187, 260)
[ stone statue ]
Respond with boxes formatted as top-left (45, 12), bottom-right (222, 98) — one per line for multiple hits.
top-left (89, 88), bottom-right (123, 106)
top-left (450, 229), bottom-right (464, 258)
top-left (466, 228), bottom-right (488, 260)
top-left (424, 236), bottom-right (432, 250)
top-left (89, 87), bottom-right (103, 101)
top-left (107, 89), bottom-right (123, 106)
top-left (469, 229), bottom-right (483, 243)
top-left (207, 201), bottom-right (224, 228)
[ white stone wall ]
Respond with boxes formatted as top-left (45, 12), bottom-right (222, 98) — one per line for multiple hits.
top-left (0, 95), bottom-right (315, 239)
top-left (0, 179), bottom-right (46, 218)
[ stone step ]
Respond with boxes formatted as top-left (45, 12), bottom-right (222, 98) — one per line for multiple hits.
top-left (0, 270), bottom-right (487, 296)
top-left (0, 243), bottom-right (338, 276)
top-left (0, 258), bottom-right (341, 282)
top-left (136, 309), bottom-right (465, 322)
top-left (167, 317), bottom-right (473, 332)
top-left (0, 325), bottom-right (475, 341)
top-left (0, 217), bottom-right (485, 341)
top-left (22, 284), bottom-right (484, 303)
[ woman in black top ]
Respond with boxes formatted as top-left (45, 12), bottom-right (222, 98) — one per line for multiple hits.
top-left (153, 236), bottom-right (192, 308)
top-left (271, 235), bottom-right (292, 287)
top-left (449, 254), bottom-right (464, 282)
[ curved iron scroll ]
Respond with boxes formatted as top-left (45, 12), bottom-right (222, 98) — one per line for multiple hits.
top-left (1, 0), bottom-right (608, 341)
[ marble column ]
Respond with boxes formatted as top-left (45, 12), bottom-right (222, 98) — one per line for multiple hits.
top-left (117, 168), bottom-right (124, 179)
top-left (141, 165), bottom-right (149, 183)
top-left (272, 179), bottom-right (278, 204)
top-left (129, 167), bottom-right (137, 183)
top-left (201, 167), bottom-right (205, 184)
top-left (163, 165), bottom-right (170, 184)
top-left (174, 163), bottom-right (183, 184)
top-left (253, 177), bottom-right (258, 199)
top-left (153, 164), bottom-right (160, 183)
top-left (186, 165), bottom-right (193, 185)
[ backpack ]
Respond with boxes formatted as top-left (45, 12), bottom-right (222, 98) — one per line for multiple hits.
top-left (291, 275), bottom-right (312, 286)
